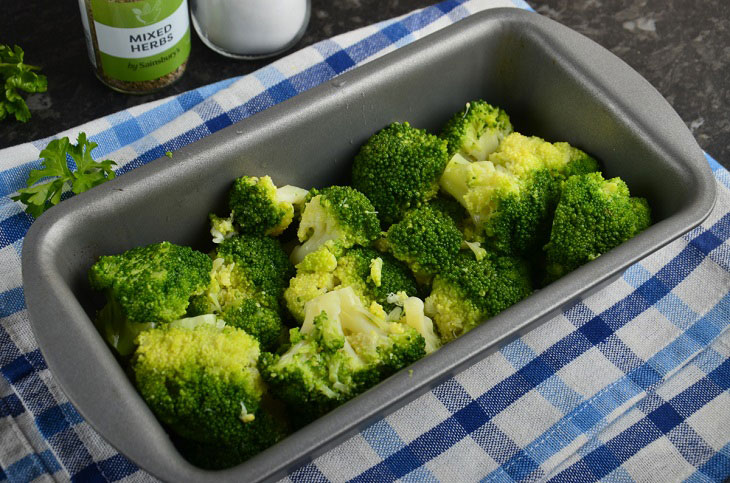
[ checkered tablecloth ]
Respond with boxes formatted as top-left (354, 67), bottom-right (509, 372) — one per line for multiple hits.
top-left (1, 0), bottom-right (729, 481)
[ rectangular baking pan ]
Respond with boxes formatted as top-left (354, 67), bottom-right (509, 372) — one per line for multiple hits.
top-left (22, 8), bottom-right (715, 482)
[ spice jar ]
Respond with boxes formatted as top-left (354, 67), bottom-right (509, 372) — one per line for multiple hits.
top-left (190, 0), bottom-right (310, 60)
top-left (78, 0), bottom-right (190, 94)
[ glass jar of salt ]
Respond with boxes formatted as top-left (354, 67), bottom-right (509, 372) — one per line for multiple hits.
top-left (190, 0), bottom-right (310, 59)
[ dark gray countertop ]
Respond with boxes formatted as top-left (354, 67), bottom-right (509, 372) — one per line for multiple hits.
top-left (2, 0), bottom-right (728, 168)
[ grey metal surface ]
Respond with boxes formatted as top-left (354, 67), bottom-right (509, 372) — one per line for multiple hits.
top-left (21, 8), bottom-right (715, 483)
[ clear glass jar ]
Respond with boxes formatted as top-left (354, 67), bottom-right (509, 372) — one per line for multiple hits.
top-left (190, 0), bottom-right (311, 60)
top-left (78, 0), bottom-right (190, 94)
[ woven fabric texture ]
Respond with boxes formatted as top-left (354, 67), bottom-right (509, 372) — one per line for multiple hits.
top-left (0, 0), bottom-right (728, 481)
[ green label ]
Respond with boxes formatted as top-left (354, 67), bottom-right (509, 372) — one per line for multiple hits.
top-left (90, 0), bottom-right (184, 28)
top-left (99, 28), bottom-right (190, 81)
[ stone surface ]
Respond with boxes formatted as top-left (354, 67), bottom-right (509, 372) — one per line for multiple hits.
top-left (2, 0), bottom-right (728, 168)
top-left (529, 0), bottom-right (730, 167)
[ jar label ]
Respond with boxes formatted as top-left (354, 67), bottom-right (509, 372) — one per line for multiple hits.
top-left (90, 0), bottom-right (190, 82)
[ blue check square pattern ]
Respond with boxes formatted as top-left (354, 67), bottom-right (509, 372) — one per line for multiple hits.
top-left (1, 1), bottom-right (729, 481)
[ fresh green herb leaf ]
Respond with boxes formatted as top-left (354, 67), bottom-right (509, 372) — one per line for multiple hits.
top-left (11, 133), bottom-right (116, 217)
top-left (0, 44), bottom-right (47, 123)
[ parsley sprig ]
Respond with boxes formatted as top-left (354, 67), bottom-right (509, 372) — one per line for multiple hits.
top-left (12, 133), bottom-right (117, 217)
top-left (0, 44), bottom-right (47, 123)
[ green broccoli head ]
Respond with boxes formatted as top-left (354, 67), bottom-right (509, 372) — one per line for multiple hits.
top-left (488, 132), bottom-right (599, 180)
top-left (187, 234), bottom-right (292, 348)
top-left (284, 246), bottom-right (418, 324)
top-left (632, 197), bottom-right (652, 230)
top-left (425, 252), bottom-right (532, 342)
top-left (220, 299), bottom-right (284, 351)
top-left (352, 122), bottom-right (449, 225)
top-left (260, 287), bottom-right (425, 420)
top-left (440, 153), bottom-right (519, 236)
top-left (92, 296), bottom-right (155, 357)
top-left (385, 205), bottom-right (463, 280)
top-left (484, 168), bottom-right (562, 255)
top-left (384, 292), bottom-right (442, 354)
top-left (228, 175), bottom-right (308, 236)
top-left (290, 186), bottom-right (380, 264)
top-left (428, 195), bottom-right (469, 228)
top-left (282, 267), bottom-right (336, 323)
top-left (544, 172), bottom-right (651, 282)
top-left (559, 146), bottom-right (602, 180)
top-left (439, 133), bottom-right (600, 256)
top-left (331, 287), bottom-right (425, 376)
top-left (440, 154), bottom-right (556, 255)
top-left (188, 294), bottom-right (284, 350)
top-left (175, 409), bottom-right (287, 470)
top-left (213, 234), bottom-right (293, 306)
top-left (258, 326), bottom-right (357, 421)
top-left (89, 242), bottom-right (212, 323)
top-left (209, 213), bottom-right (238, 244)
top-left (440, 100), bottom-right (513, 160)
top-left (308, 310), bottom-right (346, 352)
top-left (336, 247), bottom-right (419, 310)
top-left (132, 318), bottom-right (278, 452)
top-left (88, 241), bottom-right (212, 355)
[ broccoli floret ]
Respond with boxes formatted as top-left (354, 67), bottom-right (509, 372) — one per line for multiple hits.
top-left (284, 246), bottom-right (418, 323)
top-left (334, 247), bottom-right (419, 311)
top-left (632, 197), bottom-right (652, 230)
top-left (544, 172), bottom-right (651, 282)
top-left (440, 153), bottom-right (519, 227)
top-left (440, 133), bottom-right (600, 255)
top-left (386, 292), bottom-right (441, 354)
top-left (283, 268), bottom-right (336, 323)
top-left (295, 245), bottom-right (339, 272)
top-left (228, 175), bottom-right (308, 236)
top-left (132, 317), bottom-right (285, 462)
top-left (92, 297), bottom-right (155, 357)
top-left (188, 234), bottom-right (293, 347)
top-left (89, 242), bottom-right (211, 322)
top-left (483, 168), bottom-right (561, 255)
top-left (220, 299), bottom-right (284, 351)
top-left (352, 122), bottom-right (449, 225)
top-left (260, 287), bottom-right (425, 420)
top-left (289, 186), bottom-right (380, 264)
top-left (331, 288), bottom-right (425, 374)
top-left (209, 213), bottom-right (238, 244)
top-left (259, 313), bottom-right (364, 419)
top-left (429, 195), bottom-right (469, 229)
top-left (429, 197), bottom-right (488, 259)
top-left (440, 100), bottom-right (513, 160)
top-left (424, 252), bottom-right (532, 342)
top-left (88, 242), bottom-right (212, 355)
top-left (212, 234), bottom-right (293, 307)
top-left (384, 205), bottom-right (463, 280)
top-left (488, 132), bottom-right (600, 179)
top-left (175, 409), bottom-right (287, 470)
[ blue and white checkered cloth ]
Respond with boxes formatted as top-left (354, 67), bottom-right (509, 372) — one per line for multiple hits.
top-left (1, 0), bottom-right (729, 481)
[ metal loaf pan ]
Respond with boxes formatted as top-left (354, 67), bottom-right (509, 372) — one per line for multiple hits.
top-left (22, 8), bottom-right (716, 482)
